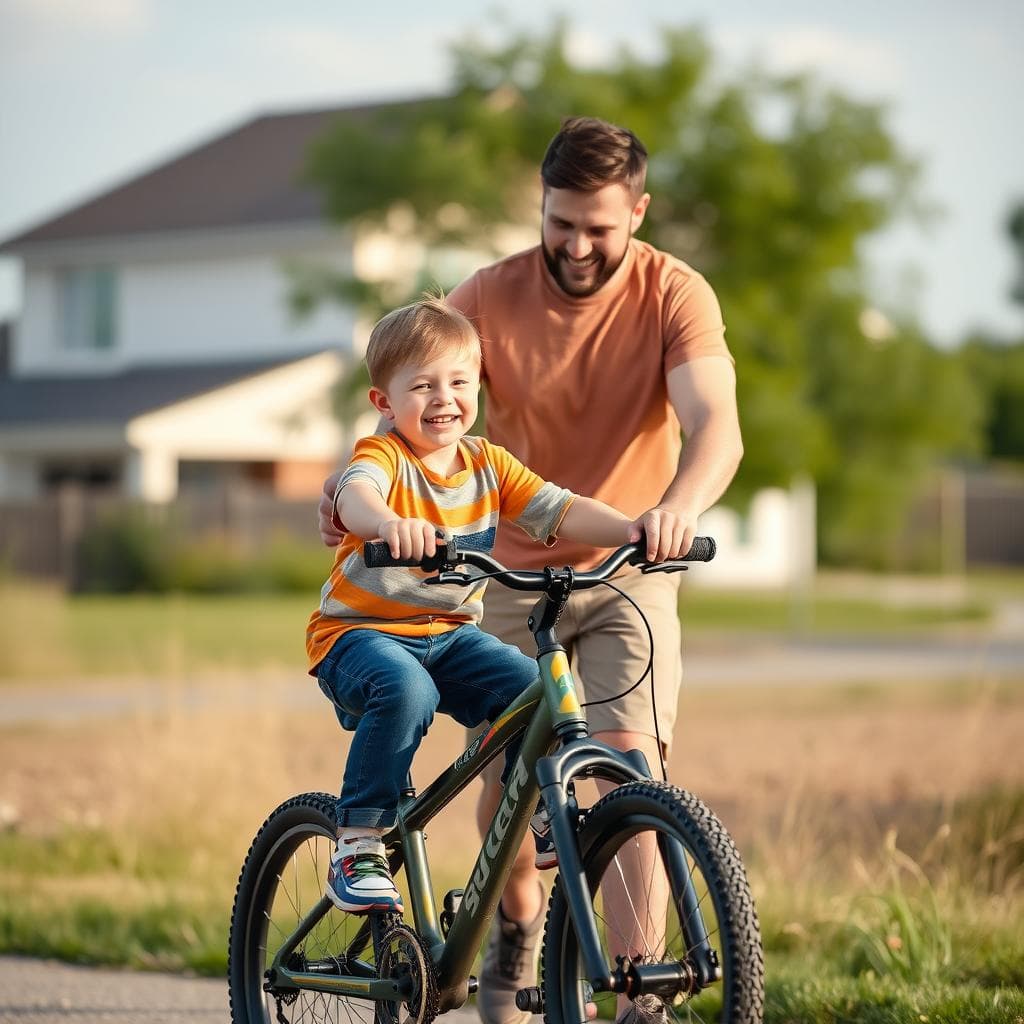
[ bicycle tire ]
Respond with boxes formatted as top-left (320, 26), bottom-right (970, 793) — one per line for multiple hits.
top-left (228, 791), bottom-right (402, 1024)
top-left (542, 781), bottom-right (764, 1024)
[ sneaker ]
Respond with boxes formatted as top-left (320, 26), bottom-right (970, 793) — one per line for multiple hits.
top-left (325, 830), bottom-right (403, 914)
top-left (530, 807), bottom-right (558, 870)
top-left (616, 994), bottom-right (668, 1024)
top-left (476, 888), bottom-right (545, 1024)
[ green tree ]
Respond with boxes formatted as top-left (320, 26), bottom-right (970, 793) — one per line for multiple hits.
top-left (959, 336), bottom-right (1024, 463)
top-left (1009, 200), bottom-right (1024, 308)
top-left (304, 22), bottom-right (983, 565)
top-left (954, 204), bottom-right (1024, 465)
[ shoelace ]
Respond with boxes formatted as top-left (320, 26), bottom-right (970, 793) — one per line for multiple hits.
top-left (344, 851), bottom-right (392, 881)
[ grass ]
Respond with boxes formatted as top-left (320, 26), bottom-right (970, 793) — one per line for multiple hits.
top-left (0, 573), bottom-right (1000, 681)
top-left (1, 677), bottom-right (1023, 1021)
top-left (0, 582), bottom-right (313, 679)
top-left (0, 572), bottom-right (1020, 1018)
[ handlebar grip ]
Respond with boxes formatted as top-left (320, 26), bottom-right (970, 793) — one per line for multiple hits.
top-left (684, 536), bottom-right (716, 562)
top-left (364, 541), bottom-right (419, 568)
top-left (363, 540), bottom-right (452, 571)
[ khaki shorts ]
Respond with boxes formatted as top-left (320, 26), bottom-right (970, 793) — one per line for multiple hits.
top-left (467, 566), bottom-right (683, 759)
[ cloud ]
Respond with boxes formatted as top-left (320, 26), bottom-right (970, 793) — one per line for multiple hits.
top-left (711, 24), bottom-right (905, 96)
top-left (4, 0), bottom-right (152, 34)
top-left (241, 21), bottom-right (450, 100)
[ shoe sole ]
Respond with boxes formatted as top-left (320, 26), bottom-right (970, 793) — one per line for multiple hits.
top-left (325, 886), bottom-right (404, 915)
top-left (534, 853), bottom-right (558, 870)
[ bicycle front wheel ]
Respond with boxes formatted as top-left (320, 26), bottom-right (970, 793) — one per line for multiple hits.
top-left (228, 791), bottom-right (401, 1024)
top-left (542, 781), bottom-right (764, 1024)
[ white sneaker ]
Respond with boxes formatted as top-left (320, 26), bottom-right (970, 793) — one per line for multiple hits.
top-left (325, 830), bottom-right (403, 914)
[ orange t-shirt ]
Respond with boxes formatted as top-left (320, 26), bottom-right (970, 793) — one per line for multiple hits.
top-left (448, 239), bottom-right (731, 571)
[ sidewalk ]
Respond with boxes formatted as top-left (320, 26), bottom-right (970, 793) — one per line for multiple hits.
top-left (0, 955), bottom-right (481, 1024)
top-left (1, 627), bottom-right (1021, 726)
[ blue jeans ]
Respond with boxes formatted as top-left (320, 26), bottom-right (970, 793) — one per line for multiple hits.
top-left (316, 625), bottom-right (538, 828)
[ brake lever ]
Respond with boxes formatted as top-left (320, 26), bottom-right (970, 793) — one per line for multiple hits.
top-left (424, 571), bottom-right (477, 586)
top-left (639, 561), bottom-right (689, 575)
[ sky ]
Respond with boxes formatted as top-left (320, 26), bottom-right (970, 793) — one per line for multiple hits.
top-left (1, 0), bottom-right (1022, 347)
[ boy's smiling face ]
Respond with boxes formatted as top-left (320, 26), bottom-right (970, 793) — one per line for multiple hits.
top-left (369, 350), bottom-right (481, 463)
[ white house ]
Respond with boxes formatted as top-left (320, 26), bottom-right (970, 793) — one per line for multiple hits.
top-left (0, 103), bottom-right (393, 501)
top-left (0, 98), bottom-right (815, 585)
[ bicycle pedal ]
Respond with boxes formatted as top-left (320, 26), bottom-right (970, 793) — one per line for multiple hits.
top-left (515, 987), bottom-right (544, 1012)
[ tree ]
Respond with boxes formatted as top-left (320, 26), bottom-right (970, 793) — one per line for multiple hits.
top-left (303, 22), bottom-right (983, 565)
top-left (1009, 200), bottom-right (1024, 308)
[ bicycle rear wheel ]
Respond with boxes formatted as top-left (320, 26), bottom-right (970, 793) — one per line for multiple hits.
top-left (228, 791), bottom-right (402, 1024)
top-left (542, 781), bottom-right (764, 1024)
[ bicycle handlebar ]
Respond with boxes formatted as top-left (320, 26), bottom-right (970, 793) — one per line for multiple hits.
top-left (362, 535), bottom-right (716, 592)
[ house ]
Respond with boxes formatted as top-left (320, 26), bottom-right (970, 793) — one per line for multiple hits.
top-left (0, 102), bottom-right (421, 502)
top-left (0, 99), bottom-right (817, 586)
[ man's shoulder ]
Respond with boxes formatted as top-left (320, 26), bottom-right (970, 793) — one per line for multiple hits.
top-left (467, 246), bottom-right (542, 288)
top-left (631, 239), bottom-right (707, 286)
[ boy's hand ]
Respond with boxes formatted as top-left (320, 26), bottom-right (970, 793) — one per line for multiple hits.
top-left (377, 518), bottom-right (440, 562)
top-left (629, 507), bottom-right (696, 562)
top-left (318, 471), bottom-right (345, 547)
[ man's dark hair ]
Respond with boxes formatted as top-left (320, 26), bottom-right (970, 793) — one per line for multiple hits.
top-left (540, 116), bottom-right (648, 198)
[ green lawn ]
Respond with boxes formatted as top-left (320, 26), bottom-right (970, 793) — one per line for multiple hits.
top-left (0, 575), bottom-right (997, 681)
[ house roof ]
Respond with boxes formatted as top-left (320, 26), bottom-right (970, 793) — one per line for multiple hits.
top-left (0, 97), bottom-right (426, 252)
top-left (0, 356), bottom-right (326, 427)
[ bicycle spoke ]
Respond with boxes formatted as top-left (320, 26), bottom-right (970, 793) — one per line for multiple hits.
top-left (543, 783), bottom-right (763, 1024)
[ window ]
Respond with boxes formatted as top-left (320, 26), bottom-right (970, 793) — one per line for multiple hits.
top-left (59, 267), bottom-right (118, 350)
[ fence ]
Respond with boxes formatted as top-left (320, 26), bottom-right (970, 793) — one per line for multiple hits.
top-left (0, 486), bottom-right (319, 584)
top-left (2, 468), bottom-right (1022, 587)
top-left (904, 467), bottom-right (1024, 570)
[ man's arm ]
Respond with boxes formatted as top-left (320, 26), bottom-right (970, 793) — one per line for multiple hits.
top-left (633, 355), bottom-right (743, 560)
top-left (318, 470), bottom-right (346, 546)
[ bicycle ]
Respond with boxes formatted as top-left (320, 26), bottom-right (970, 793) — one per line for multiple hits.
top-left (228, 536), bottom-right (765, 1024)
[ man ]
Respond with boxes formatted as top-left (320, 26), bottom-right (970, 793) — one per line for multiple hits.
top-left (318, 116), bottom-right (742, 1024)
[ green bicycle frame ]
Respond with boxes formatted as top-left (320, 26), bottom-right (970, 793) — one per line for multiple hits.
top-left (268, 635), bottom-right (714, 1011)
top-left (270, 646), bottom-right (583, 1009)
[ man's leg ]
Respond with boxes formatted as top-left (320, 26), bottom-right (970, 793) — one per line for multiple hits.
top-left (570, 571), bottom-right (683, 1020)
top-left (592, 731), bottom-right (669, 1018)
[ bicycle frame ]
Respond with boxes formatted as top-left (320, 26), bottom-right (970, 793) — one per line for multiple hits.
top-left (266, 616), bottom-right (715, 1013)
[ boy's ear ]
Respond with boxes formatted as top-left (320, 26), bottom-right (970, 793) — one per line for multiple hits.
top-left (368, 386), bottom-right (394, 420)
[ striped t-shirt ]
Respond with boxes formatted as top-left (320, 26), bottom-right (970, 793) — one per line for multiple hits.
top-left (305, 431), bottom-right (574, 671)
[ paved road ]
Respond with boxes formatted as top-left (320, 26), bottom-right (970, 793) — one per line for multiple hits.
top-left (2, 629), bottom-right (1022, 726)
top-left (0, 955), bottom-right (482, 1024)
top-left (0, 955), bottom-right (227, 1023)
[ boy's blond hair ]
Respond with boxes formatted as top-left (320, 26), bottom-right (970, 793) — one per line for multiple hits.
top-left (366, 295), bottom-right (481, 388)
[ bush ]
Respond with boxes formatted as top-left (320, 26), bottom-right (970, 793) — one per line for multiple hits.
top-left (73, 508), bottom-right (172, 593)
top-left (73, 517), bottom-right (331, 595)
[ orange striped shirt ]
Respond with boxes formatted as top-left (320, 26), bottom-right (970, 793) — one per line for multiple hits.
top-left (306, 431), bottom-right (573, 671)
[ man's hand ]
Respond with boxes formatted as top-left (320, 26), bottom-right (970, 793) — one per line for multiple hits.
top-left (629, 506), bottom-right (697, 562)
top-left (318, 471), bottom-right (345, 547)
top-left (378, 518), bottom-right (440, 562)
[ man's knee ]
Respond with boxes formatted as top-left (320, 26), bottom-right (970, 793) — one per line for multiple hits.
top-left (592, 729), bottom-right (665, 791)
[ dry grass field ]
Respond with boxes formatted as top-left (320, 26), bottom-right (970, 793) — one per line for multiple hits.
top-left (2, 679), bottom-right (1023, 1021)
top-left (3, 675), bottom-right (1021, 872)
top-left (1, 573), bottom-right (1022, 1019)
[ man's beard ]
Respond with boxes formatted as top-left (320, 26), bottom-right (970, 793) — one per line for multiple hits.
top-left (542, 241), bottom-right (623, 297)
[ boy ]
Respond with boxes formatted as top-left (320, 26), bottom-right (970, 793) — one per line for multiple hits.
top-left (306, 295), bottom-right (645, 914)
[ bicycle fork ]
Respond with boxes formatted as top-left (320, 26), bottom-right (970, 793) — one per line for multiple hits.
top-left (534, 737), bottom-right (721, 1001)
